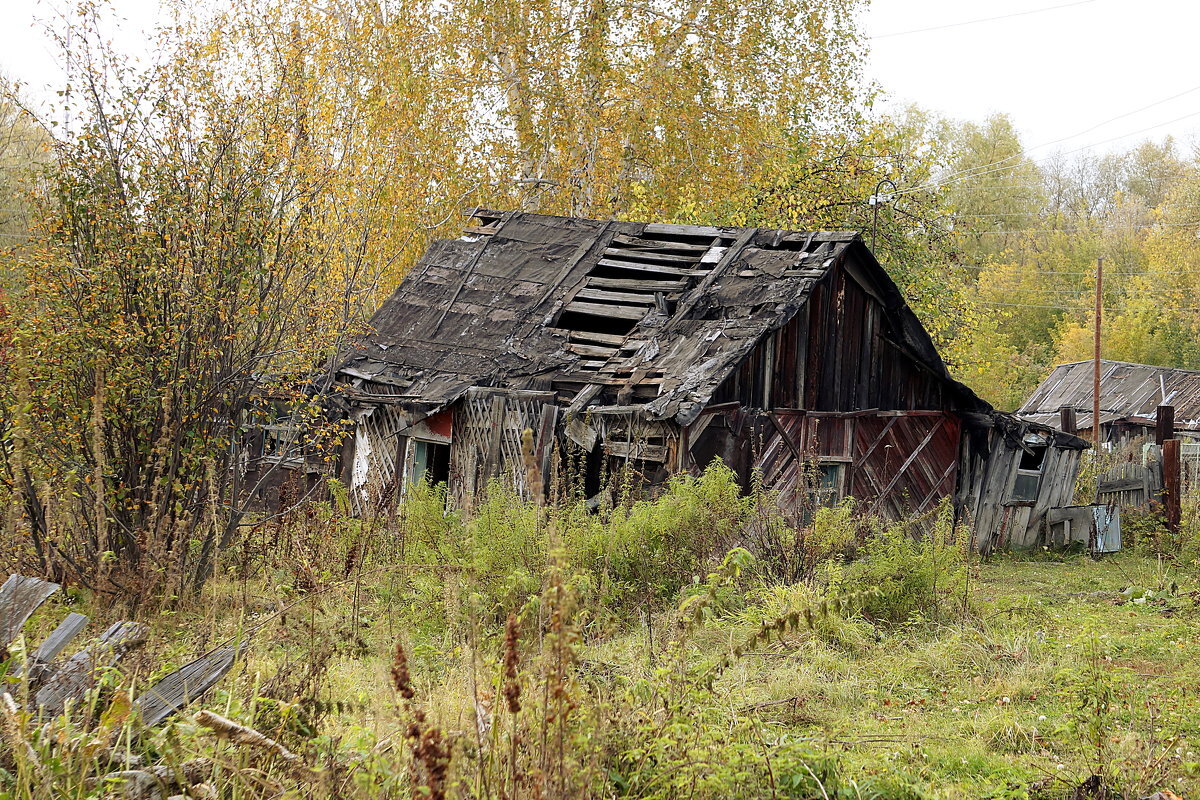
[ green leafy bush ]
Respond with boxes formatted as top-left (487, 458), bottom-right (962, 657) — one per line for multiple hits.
top-left (836, 502), bottom-right (970, 625)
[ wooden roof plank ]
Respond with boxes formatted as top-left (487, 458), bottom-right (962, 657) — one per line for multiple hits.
top-left (585, 276), bottom-right (687, 292)
top-left (565, 330), bottom-right (629, 346)
top-left (594, 258), bottom-right (708, 277)
top-left (574, 288), bottom-right (657, 305)
top-left (610, 234), bottom-right (711, 253)
top-left (563, 301), bottom-right (647, 321)
top-left (642, 222), bottom-right (726, 238)
top-left (602, 247), bottom-right (702, 265)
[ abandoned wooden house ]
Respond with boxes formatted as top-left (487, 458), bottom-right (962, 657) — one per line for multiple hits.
top-left (326, 210), bottom-right (1088, 552)
top-left (1018, 359), bottom-right (1200, 449)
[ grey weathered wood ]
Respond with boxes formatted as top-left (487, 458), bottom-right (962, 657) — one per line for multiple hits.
top-left (36, 621), bottom-right (148, 718)
top-left (601, 247), bottom-right (700, 265)
top-left (574, 288), bottom-right (657, 306)
top-left (134, 646), bottom-right (242, 727)
top-left (665, 229), bottom-right (757, 332)
top-left (585, 277), bottom-right (685, 293)
top-left (566, 330), bottom-right (628, 347)
top-left (1097, 477), bottom-right (1144, 493)
top-left (563, 301), bottom-right (647, 321)
top-left (610, 233), bottom-right (710, 252)
top-left (481, 394), bottom-right (508, 479)
top-left (566, 383), bottom-right (604, 418)
top-left (642, 222), bottom-right (725, 238)
top-left (593, 258), bottom-right (707, 277)
top-left (16, 611), bottom-right (90, 682)
top-left (565, 343), bottom-right (618, 359)
top-left (32, 612), bottom-right (89, 663)
top-left (0, 574), bottom-right (60, 648)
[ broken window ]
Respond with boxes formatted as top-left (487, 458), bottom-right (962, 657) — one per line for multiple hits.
top-left (814, 461), bottom-right (847, 507)
top-left (1011, 443), bottom-right (1048, 503)
top-left (261, 422), bottom-right (303, 467)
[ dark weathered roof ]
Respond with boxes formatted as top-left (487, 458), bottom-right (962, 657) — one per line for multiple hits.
top-left (1018, 359), bottom-right (1200, 431)
top-left (336, 210), bottom-right (983, 425)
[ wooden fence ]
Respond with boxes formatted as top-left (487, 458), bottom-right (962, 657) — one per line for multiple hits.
top-left (1, 573), bottom-right (241, 726)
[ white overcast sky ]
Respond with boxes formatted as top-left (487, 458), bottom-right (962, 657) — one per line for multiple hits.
top-left (2, 0), bottom-right (1198, 159)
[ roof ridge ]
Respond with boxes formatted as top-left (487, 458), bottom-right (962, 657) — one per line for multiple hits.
top-left (1053, 358), bottom-right (1200, 375)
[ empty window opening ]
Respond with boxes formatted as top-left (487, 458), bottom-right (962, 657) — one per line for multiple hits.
top-left (261, 422), bottom-right (303, 467)
top-left (410, 439), bottom-right (451, 488)
top-left (1019, 446), bottom-right (1047, 471)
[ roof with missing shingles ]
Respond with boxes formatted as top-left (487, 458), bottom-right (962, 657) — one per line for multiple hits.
top-left (334, 209), bottom-right (983, 426)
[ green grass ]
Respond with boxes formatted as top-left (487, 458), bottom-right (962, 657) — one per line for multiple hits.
top-left (7, 483), bottom-right (1200, 798)
top-left (123, 552), bottom-right (1198, 798)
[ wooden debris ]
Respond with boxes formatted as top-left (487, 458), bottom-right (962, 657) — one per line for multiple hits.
top-left (167, 784), bottom-right (217, 800)
top-left (98, 758), bottom-right (212, 800)
top-left (36, 621), bottom-right (149, 718)
top-left (195, 710), bottom-right (320, 783)
top-left (0, 574), bottom-right (60, 648)
top-left (18, 611), bottom-right (90, 685)
top-left (135, 645), bottom-right (242, 727)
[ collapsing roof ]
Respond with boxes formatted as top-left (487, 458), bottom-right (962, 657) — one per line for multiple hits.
top-left (1018, 359), bottom-right (1200, 432)
top-left (336, 209), bottom-right (986, 423)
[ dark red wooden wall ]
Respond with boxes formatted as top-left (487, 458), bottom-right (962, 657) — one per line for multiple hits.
top-left (712, 255), bottom-right (951, 414)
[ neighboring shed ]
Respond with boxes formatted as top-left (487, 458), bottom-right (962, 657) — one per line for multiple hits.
top-left (1018, 359), bottom-right (1200, 448)
top-left (328, 210), bottom-right (1088, 551)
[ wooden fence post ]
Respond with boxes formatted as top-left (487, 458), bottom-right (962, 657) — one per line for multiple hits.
top-left (1163, 438), bottom-right (1181, 532)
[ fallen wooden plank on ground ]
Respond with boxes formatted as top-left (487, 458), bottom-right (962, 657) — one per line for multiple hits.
top-left (36, 621), bottom-right (149, 718)
top-left (0, 574), bottom-right (60, 648)
top-left (134, 645), bottom-right (243, 727)
top-left (17, 611), bottom-right (89, 683)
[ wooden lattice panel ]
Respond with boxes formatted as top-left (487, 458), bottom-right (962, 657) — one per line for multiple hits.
top-left (350, 399), bottom-right (408, 515)
top-left (451, 389), bottom-right (556, 506)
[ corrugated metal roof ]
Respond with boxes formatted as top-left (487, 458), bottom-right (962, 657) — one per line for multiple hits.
top-left (1017, 359), bottom-right (1200, 431)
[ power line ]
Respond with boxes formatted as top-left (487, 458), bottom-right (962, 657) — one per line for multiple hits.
top-left (870, 0), bottom-right (1096, 39)
top-left (978, 299), bottom-right (1200, 311)
top-left (950, 205), bottom-right (1200, 219)
top-left (895, 79), bottom-right (1200, 197)
top-left (966, 218), bottom-right (1200, 235)
top-left (900, 106), bottom-right (1200, 198)
top-left (960, 264), bottom-right (1198, 277)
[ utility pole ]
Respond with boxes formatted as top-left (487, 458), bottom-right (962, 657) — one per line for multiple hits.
top-left (1093, 257), bottom-right (1103, 449)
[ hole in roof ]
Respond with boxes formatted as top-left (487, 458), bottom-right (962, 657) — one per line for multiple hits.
top-left (556, 309), bottom-right (640, 336)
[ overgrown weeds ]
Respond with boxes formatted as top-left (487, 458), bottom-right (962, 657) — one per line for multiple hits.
top-left (3, 463), bottom-right (1198, 799)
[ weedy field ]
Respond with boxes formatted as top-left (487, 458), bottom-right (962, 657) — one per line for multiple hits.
top-left (3, 465), bottom-right (1199, 800)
